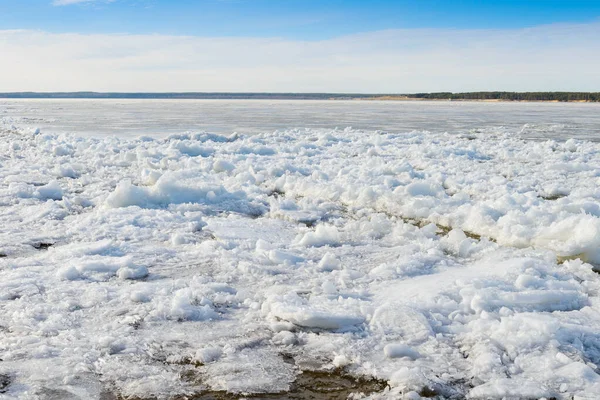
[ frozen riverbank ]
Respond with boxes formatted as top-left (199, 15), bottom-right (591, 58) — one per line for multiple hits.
top-left (1, 123), bottom-right (600, 399)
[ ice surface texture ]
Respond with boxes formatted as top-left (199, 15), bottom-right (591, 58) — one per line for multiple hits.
top-left (1, 124), bottom-right (600, 399)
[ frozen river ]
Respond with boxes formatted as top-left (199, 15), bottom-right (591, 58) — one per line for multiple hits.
top-left (2, 99), bottom-right (600, 140)
top-left (2, 99), bottom-right (600, 399)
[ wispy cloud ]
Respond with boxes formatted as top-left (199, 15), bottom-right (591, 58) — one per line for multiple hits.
top-left (52, 0), bottom-right (114, 6)
top-left (1, 23), bottom-right (599, 92)
top-left (52, 0), bottom-right (93, 5)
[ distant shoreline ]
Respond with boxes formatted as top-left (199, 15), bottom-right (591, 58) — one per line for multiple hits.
top-left (356, 96), bottom-right (595, 103)
top-left (1, 92), bottom-right (599, 102)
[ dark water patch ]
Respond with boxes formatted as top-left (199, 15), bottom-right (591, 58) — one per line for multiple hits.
top-left (128, 318), bottom-right (143, 330)
top-left (268, 189), bottom-right (286, 199)
top-left (540, 193), bottom-right (567, 201)
top-left (100, 391), bottom-right (119, 400)
top-left (195, 230), bottom-right (217, 241)
top-left (463, 229), bottom-right (487, 241)
top-left (36, 388), bottom-right (81, 399)
top-left (300, 219), bottom-right (318, 228)
top-left (0, 374), bottom-right (12, 393)
top-left (431, 223), bottom-right (451, 236)
top-left (419, 386), bottom-right (438, 397)
top-left (114, 369), bottom-right (387, 400)
top-left (428, 222), bottom-right (483, 241)
top-left (248, 211), bottom-right (266, 219)
top-left (187, 370), bottom-right (388, 400)
top-left (407, 219), bottom-right (490, 242)
top-left (32, 242), bottom-right (54, 250)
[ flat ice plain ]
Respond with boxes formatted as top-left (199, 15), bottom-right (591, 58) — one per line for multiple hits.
top-left (1, 100), bottom-right (600, 399)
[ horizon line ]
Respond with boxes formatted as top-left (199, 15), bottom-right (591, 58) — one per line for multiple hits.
top-left (2, 91), bottom-right (600, 96)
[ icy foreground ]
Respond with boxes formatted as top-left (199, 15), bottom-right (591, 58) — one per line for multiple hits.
top-left (1, 126), bottom-right (600, 399)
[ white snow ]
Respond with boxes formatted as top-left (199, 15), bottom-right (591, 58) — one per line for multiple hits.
top-left (384, 344), bottom-right (422, 360)
top-left (298, 224), bottom-right (341, 247)
top-left (2, 109), bottom-right (600, 399)
top-left (317, 252), bottom-right (341, 271)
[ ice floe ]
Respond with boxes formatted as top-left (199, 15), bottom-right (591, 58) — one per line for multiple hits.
top-left (1, 123), bottom-right (600, 399)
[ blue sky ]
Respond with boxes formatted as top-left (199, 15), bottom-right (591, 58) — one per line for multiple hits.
top-left (1, 0), bottom-right (600, 39)
top-left (1, 1), bottom-right (600, 92)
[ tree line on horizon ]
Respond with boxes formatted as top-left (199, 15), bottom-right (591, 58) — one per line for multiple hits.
top-left (409, 92), bottom-right (600, 102)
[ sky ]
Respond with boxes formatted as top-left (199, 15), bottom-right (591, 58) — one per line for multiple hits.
top-left (1, 0), bottom-right (600, 92)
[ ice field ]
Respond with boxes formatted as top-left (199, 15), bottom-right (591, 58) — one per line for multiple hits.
top-left (2, 100), bottom-right (600, 399)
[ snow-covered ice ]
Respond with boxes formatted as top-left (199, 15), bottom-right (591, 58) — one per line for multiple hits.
top-left (2, 107), bottom-right (600, 399)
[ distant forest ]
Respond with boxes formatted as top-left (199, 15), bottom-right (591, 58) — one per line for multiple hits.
top-left (0, 91), bottom-right (599, 101)
top-left (408, 92), bottom-right (600, 102)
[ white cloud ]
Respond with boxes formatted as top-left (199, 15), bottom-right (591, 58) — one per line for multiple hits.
top-left (52, 0), bottom-right (94, 5)
top-left (1, 23), bottom-right (599, 92)
top-left (52, 0), bottom-right (114, 6)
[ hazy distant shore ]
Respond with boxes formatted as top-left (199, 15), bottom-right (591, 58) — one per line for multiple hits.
top-left (1, 92), bottom-right (599, 102)
top-left (357, 96), bottom-right (597, 103)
